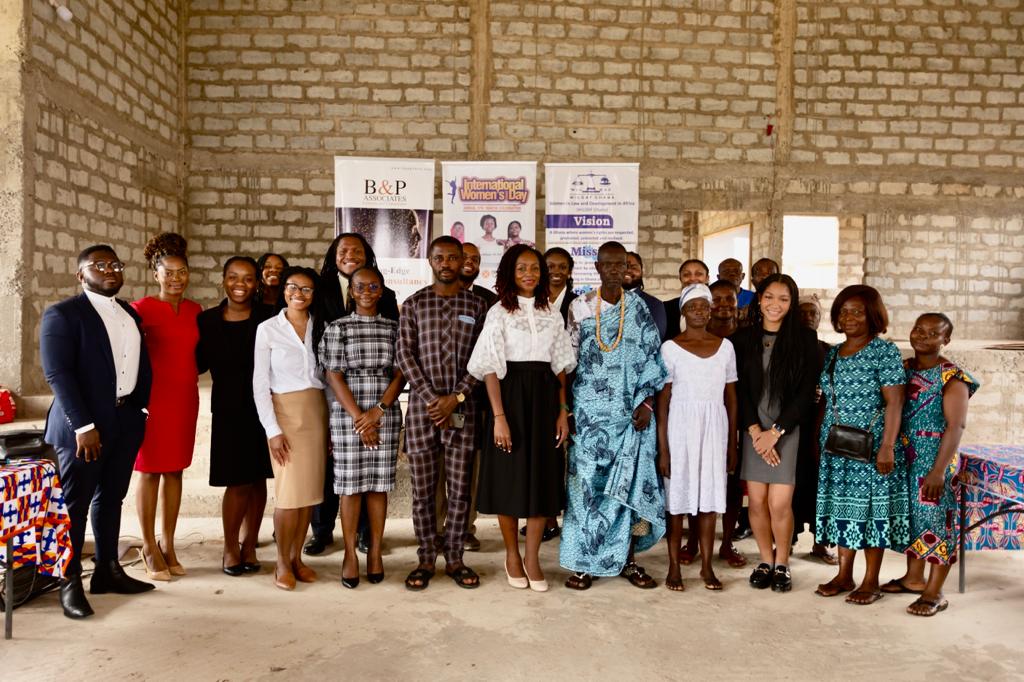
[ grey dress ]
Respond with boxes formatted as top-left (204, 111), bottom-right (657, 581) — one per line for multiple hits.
top-left (741, 334), bottom-right (800, 485)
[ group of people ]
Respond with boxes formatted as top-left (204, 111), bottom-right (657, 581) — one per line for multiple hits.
top-left (40, 233), bottom-right (977, 621)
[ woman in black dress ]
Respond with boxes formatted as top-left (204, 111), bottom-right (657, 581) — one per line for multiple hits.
top-left (196, 256), bottom-right (275, 575)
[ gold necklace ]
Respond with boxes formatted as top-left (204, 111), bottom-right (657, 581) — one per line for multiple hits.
top-left (595, 288), bottom-right (626, 352)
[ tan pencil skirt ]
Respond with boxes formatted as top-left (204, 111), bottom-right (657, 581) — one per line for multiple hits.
top-left (270, 388), bottom-right (327, 509)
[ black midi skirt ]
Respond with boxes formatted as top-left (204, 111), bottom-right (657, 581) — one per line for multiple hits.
top-left (476, 362), bottom-right (565, 518)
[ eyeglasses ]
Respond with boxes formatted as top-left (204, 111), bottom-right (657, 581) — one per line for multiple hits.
top-left (284, 283), bottom-right (314, 296)
top-left (352, 283), bottom-right (382, 293)
top-left (83, 261), bottom-right (125, 273)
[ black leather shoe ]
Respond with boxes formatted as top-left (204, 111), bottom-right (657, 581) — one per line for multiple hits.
top-left (464, 533), bottom-right (481, 552)
top-left (303, 535), bottom-right (332, 556)
top-left (749, 563), bottom-right (772, 589)
top-left (90, 560), bottom-right (156, 594)
top-left (222, 560), bottom-right (244, 577)
top-left (241, 561), bottom-right (261, 574)
top-left (771, 565), bottom-right (792, 592)
top-left (60, 575), bottom-right (94, 619)
top-left (357, 532), bottom-right (369, 555)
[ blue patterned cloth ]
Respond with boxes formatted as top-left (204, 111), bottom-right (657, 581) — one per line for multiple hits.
top-left (815, 336), bottom-right (910, 550)
top-left (559, 293), bottom-right (668, 576)
top-left (901, 361), bottom-right (979, 564)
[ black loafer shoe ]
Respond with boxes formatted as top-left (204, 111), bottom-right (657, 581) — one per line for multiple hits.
top-left (60, 575), bottom-right (94, 619)
top-left (749, 563), bottom-right (772, 589)
top-left (771, 565), bottom-right (792, 592)
top-left (303, 535), bottom-right (332, 556)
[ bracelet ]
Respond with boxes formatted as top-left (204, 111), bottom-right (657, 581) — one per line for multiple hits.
top-left (559, 403), bottom-right (571, 412)
top-left (641, 401), bottom-right (653, 412)
top-left (494, 413), bottom-right (505, 419)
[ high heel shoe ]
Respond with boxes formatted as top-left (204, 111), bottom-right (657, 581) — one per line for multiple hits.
top-left (138, 548), bottom-right (171, 582)
top-left (525, 568), bottom-right (549, 593)
top-left (367, 571), bottom-right (384, 584)
top-left (342, 574), bottom-right (360, 589)
top-left (505, 559), bottom-right (528, 589)
top-left (222, 559), bottom-right (244, 577)
top-left (158, 541), bottom-right (186, 576)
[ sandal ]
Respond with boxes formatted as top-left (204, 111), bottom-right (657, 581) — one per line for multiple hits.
top-left (719, 546), bottom-right (748, 568)
top-left (404, 567), bottom-right (434, 591)
top-left (815, 578), bottom-right (856, 597)
top-left (665, 574), bottom-right (685, 592)
top-left (620, 562), bottom-right (657, 589)
top-left (881, 578), bottom-right (924, 594)
top-left (907, 596), bottom-right (949, 617)
top-left (701, 571), bottom-right (723, 591)
top-left (810, 545), bottom-right (839, 566)
top-left (446, 564), bottom-right (480, 589)
top-left (845, 589), bottom-right (883, 605)
top-left (565, 572), bottom-right (592, 590)
top-left (678, 545), bottom-right (698, 566)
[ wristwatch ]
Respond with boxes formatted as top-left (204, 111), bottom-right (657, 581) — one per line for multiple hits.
top-left (376, 401), bottom-right (388, 413)
top-left (455, 391), bottom-right (466, 404)
top-left (771, 424), bottom-right (786, 437)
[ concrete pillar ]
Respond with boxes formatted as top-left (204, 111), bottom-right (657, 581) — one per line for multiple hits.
top-left (0, 1), bottom-right (26, 395)
top-left (468, 0), bottom-right (491, 157)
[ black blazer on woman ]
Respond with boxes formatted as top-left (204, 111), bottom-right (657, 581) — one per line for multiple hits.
top-left (557, 289), bottom-right (579, 325)
top-left (732, 325), bottom-right (821, 434)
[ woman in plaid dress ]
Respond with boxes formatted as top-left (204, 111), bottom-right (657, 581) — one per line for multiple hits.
top-left (319, 266), bottom-right (406, 588)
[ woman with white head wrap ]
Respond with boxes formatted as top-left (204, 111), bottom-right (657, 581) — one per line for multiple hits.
top-left (655, 281), bottom-right (739, 591)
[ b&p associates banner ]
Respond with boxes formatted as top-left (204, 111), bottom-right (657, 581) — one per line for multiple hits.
top-left (334, 156), bottom-right (435, 302)
top-left (544, 163), bottom-right (640, 292)
top-left (441, 161), bottom-right (537, 290)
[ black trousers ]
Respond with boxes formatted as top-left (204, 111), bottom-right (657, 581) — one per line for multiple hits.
top-left (56, 406), bottom-right (146, 576)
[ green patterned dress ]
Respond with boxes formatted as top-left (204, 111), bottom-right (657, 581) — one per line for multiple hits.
top-left (900, 360), bottom-right (980, 565)
top-left (816, 336), bottom-right (909, 550)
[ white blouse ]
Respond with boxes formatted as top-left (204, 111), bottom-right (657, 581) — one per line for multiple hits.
top-left (253, 309), bottom-right (325, 439)
top-left (468, 296), bottom-right (577, 380)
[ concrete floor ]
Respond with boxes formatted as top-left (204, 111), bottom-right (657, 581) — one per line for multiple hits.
top-left (5, 517), bottom-right (1023, 681)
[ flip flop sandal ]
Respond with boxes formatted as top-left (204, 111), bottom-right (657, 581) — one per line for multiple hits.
top-left (565, 572), bottom-right (592, 590)
top-left (845, 590), bottom-right (883, 605)
top-left (404, 567), bottom-right (434, 591)
top-left (907, 596), bottom-right (949, 617)
top-left (665, 576), bottom-right (685, 592)
top-left (446, 565), bottom-right (480, 589)
top-left (810, 549), bottom-right (839, 566)
top-left (620, 562), bottom-right (657, 589)
top-left (881, 579), bottom-right (924, 594)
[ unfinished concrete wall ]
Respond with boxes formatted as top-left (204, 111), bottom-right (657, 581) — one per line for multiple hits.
top-left (17, 0), bottom-right (184, 394)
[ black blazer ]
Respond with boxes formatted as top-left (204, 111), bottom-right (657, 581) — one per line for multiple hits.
top-left (40, 293), bottom-right (152, 449)
top-left (732, 325), bottom-right (820, 434)
top-left (196, 300), bottom-right (274, 415)
top-left (663, 296), bottom-right (682, 339)
top-left (557, 289), bottom-right (579, 326)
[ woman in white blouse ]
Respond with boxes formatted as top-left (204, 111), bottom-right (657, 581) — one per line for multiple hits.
top-left (468, 245), bottom-right (577, 592)
top-left (253, 266), bottom-right (328, 591)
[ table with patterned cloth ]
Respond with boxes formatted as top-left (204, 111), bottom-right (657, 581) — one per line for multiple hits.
top-left (958, 444), bottom-right (1024, 593)
top-left (0, 458), bottom-right (73, 639)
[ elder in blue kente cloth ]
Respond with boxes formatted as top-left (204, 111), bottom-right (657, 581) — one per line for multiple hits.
top-left (559, 241), bottom-right (668, 591)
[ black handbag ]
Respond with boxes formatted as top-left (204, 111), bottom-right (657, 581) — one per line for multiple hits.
top-left (823, 352), bottom-right (880, 463)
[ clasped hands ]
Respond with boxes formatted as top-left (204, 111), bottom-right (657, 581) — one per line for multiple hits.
top-left (748, 424), bottom-right (781, 467)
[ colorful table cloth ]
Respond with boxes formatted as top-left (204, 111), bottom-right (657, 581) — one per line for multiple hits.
top-left (0, 458), bottom-right (72, 578)
top-left (959, 444), bottom-right (1024, 551)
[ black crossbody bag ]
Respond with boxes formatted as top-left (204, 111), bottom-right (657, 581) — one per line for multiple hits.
top-left (823, 351), bottom-right (880, 463)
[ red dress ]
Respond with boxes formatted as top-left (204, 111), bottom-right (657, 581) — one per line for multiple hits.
top-left (131, 296), bottom-right (201, 473)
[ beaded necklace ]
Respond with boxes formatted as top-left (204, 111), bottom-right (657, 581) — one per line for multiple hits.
top-left (595, 288), bottom-right (626, 352)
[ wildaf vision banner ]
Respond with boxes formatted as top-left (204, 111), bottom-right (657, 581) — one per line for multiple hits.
top-left (334, 156), bottom-right (435, 302)
top-left (544, 163), bottom-right (640, 292)
top-left (441, 161), bottom-right (537, 290)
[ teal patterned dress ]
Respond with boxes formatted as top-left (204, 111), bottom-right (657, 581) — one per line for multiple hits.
top-left (559, 294), bottom-right (668, 577)
top-left (816, 336), bottom-right (909, 550)
top-left (900, 360), bottom-right (979, 565)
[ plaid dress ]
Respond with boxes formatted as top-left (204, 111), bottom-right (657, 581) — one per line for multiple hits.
top-left (319, 314), bottom-right (401, 495)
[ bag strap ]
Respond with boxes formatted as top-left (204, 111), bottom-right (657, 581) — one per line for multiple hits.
top-left (828, 346), bottom-right (882, 428)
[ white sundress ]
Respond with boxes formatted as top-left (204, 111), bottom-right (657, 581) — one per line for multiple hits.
top-left (661, 339), bottom-right (737, 515)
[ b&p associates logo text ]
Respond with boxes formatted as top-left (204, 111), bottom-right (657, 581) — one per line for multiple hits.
top-left (364, 179), bottom-right (409, 203)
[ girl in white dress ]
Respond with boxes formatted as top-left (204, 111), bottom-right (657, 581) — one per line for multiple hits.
top-left (656, 283), bottom-right (738, 592)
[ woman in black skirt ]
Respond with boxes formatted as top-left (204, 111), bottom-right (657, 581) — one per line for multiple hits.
top-left (196, 256), bottom-right (275, 576)
top-left (468, 245), bottom-right (576, 592)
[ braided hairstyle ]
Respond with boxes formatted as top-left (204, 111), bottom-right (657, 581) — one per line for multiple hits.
top-left (143, 232), bottom-right (188, 270)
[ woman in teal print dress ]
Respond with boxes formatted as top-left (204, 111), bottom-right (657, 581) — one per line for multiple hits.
top-left (814, 285), bottom-right (907, 605)
top-left (881, 313), bottom-right (978, 617)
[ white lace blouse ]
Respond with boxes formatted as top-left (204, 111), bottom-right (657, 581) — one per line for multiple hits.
top-left (468, 296), bottom-right (577, 380)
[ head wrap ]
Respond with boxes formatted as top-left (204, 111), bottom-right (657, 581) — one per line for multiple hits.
top-left (679, 283), bottom-right (713, 310)
top-left (798, 294), bottom-right (821, 311)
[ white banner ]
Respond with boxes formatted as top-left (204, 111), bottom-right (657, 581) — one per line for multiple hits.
top-left (543, 163), bottom-right (640, 293)
top-left (334, 157), bottom-right (435, 302)
top-left (441, 161), bottom-right (537, 290)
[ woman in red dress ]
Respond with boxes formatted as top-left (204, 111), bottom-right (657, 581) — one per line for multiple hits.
top-left (132, 232), bottom-right (201, 580)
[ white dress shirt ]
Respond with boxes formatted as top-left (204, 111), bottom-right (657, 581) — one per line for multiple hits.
top-left (467, 296), bottom-right (577, 381)
top-left (76, 289), bottom-right (143, 434)
top-left (253, 309), bottom-right (325, 439)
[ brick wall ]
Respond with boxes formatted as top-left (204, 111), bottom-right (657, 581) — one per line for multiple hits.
top-left (19, 0), bottom-right (183, 393)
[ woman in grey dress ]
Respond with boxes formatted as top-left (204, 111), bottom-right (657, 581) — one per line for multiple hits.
top-left (319, 267), bottom-right (406, 588)
top-left (733, 274), bottom-right (820, 592)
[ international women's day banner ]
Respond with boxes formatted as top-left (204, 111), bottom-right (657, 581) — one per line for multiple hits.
top-left (334, 156), bottom-right (435, 302)
top-left (543, 163), bottom-right (640, 292)
top-left (441, 161), bottom-right (537, 290)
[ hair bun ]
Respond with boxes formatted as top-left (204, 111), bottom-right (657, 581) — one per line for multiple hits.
top-left (143, 232), bottom-right (188, 269)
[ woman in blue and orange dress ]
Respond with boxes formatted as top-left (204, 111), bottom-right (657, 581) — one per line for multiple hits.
top-left (132, 232), bottom-right (202, 580)
top-left (881, 312), bottom-right (979, 616)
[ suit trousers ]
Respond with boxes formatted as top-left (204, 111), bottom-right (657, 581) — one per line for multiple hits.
top-left (56, 405), bottom-right (146, 576)
top-left (405, 401), bottom-right (476, 565)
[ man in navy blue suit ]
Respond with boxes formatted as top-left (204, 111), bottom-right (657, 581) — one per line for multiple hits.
top-left (40, 244), bottom-right (155, 619)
